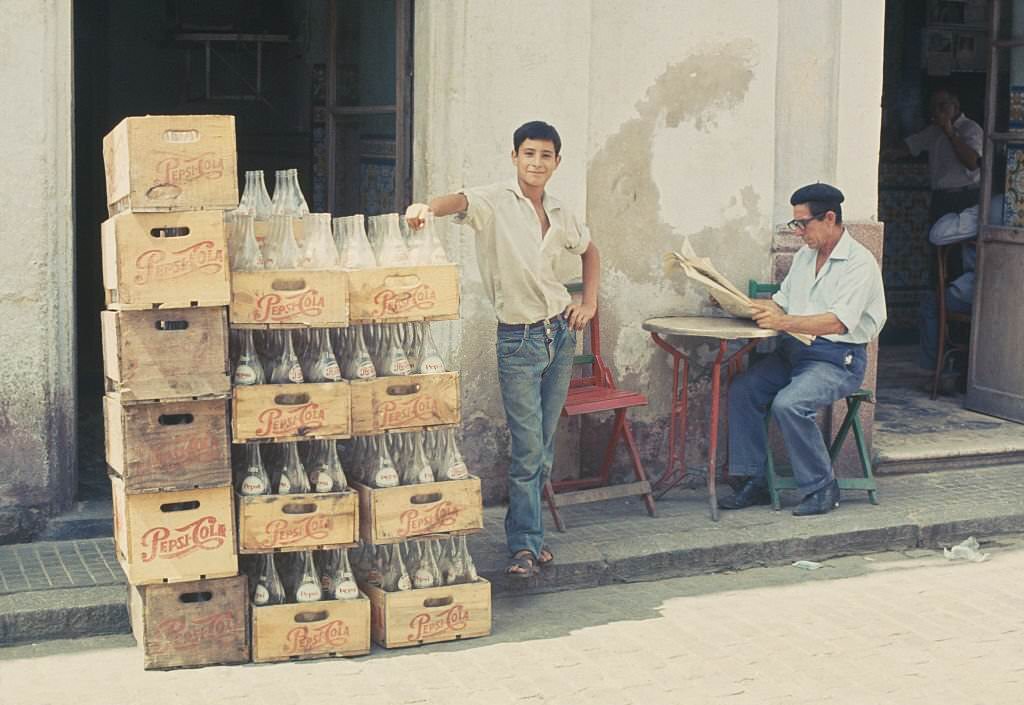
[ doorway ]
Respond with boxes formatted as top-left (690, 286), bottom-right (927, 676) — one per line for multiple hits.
top-left (874, 0), bottom-right (1024, 470)
top-left (72, 0), bottom-right (413, 504)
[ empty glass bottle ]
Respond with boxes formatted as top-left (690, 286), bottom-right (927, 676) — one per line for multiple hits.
top-left (229, 213), bottom-right (265, 272)
top-left (342, 326), bottom-right (377, 380)
top-left (458, 534), bottom-right (479, 583)
top-left (240, 170), bottom-right (273, 220)
top-left (233, 329), bottom-right (266, 386)
top-left (403, 432), bottom-right (435, 485)
top-left (367, 437), bottom-right (400, 489)
top-left (334, 215), bottom-right (377, 269)
top-left (323, 548), bottom-right (359, 600)
top-left (253, 553), bottom-right (286, 606)
top-left (307, 439), bottom-right (348, 493)
top-left (301, 213), bottom-right (341, 269)
top-left (287, 169), bottom-right (310, 216)
top-left (304, 329), bottom-right (342, 383)
top-left (294, 550), bottom-right (322, 603)
top-left (438, 536), bottom-right (458, 585)
top-left (414, 323), bottom-right (446, 374)
top-left (411, 212), bottom-right (449, 265)
top-left (238, 443), bottom-right (271, 496)
top-left (277, 441), bottom-right (311, 495)
top-left (263, 214), bottom-right (302, 269)
top-left (435, 429), bottom-right (470, 481)
top-left (411, 540), bottom-right (440, 589)
top-left (270, 332), bottom-right (304, 385)
top-left (379, 324), bottom-right (412, 376)
top-left (381, 544), bottom-right (412, 592)
top-left (369, 213), bottom-right (411, 267)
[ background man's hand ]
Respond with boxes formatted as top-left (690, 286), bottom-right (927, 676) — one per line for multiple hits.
top-left (749, 299), bottom-right (788, 330)
top-left (404, 203), bottom-right (431, 230)
top-left (565, 302), bottom-right (596, 332)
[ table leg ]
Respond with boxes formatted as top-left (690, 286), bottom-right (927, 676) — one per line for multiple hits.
top-left (650, 333), bottom-right (689, 497)
top-left (706, 339), bottom-right (728, 521)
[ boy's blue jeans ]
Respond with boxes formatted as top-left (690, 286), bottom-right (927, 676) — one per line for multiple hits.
top-left (496, 315), bottom-right (576, 559)
top-left (728, 336), bottom-right (867, 496)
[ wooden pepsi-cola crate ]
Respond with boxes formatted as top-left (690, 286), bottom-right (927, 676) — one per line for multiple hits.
top-left (229, 270), bottom-right (349, 328)
top-left (129, 575), bottom-right (250, 670)
top-left (351, 476), bottom-right (483, 545)
top-left (103, 114), bottom-right (238, 215)
top-left (347, 264), bottom-right (459, 324)
top-left (102, 210), bottom-right (230, 310)
top-left (237, 490), bottom-right (359, 554)
top-left (362, 579), bottom-right (491, 649)
top-left (251, 594), bottom-right (370, 663)
top-left (231, 382), bottom-right (352, 443)
top-left (112, 475), bottom-right (237, 585)
top-left (349, 372), bottom-right (460, 435)
top-left (104, 394), bottom-right (231, 493)
top-left (101, 307), bottom-right (230, 403)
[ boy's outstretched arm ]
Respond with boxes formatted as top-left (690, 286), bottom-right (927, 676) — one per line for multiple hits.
top-left (566, 242), bottom-right (599, 331)
top-left (404, 194), bottom-right (469, 229)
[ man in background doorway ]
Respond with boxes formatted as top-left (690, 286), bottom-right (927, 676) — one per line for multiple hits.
top-left (904, 87), bottom-right (984, 253)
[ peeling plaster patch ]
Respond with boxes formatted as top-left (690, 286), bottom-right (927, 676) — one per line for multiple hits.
top-left (586, 42), bottom-right (758, 473)
top-left (614, 325), bottom-right (655, 384)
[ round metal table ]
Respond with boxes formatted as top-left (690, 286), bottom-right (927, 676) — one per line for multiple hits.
top-left (642, 316), bottom-right (778, 521)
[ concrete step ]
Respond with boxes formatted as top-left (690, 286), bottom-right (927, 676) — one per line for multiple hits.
top-left (3, 464), bottom-right (1024, 647)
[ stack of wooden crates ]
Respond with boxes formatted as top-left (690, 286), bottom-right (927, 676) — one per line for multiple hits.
top-left (228, 242), bottom-right (366, 664)
top-left (101, 113), bottom-right (492, 669)
top-left (101, 115), bottom-right (249, 669)
top-left (230, 219), bottom-right (492, 650)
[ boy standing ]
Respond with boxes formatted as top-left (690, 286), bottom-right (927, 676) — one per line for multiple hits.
top-left (405, 121), bottom-right (600, 577)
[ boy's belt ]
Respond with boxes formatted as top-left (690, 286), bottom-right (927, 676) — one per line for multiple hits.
top-left (496, 313), bottom-right (564, 332)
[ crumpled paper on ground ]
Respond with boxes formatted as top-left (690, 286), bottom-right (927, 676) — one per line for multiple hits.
top-left (943, 536), bottom-right (990, 563)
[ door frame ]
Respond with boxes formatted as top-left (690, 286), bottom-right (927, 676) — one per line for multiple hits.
top-left (326, 0), bottom-right (414, 214)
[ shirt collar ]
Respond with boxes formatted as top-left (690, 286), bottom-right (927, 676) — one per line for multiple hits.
top-left (827, 229), bottom-right (853, 261)
top-left (506, 180), bottom-right (561, 211)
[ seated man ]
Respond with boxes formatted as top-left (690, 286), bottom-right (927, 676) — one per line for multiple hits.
top-left (720, 183), bottom-right (887, 516)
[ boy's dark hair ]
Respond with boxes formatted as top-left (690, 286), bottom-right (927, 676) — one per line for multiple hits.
top-left (513, 121), bottom-right (561, 155)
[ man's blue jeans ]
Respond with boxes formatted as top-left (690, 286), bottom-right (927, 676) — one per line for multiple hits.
top-left (728, 337), bottom-right (867, 495)
top-left (496, 316), bottom-right (575, 559)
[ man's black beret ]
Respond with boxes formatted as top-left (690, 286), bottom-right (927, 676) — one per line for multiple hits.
top-left (790, 183), bottom-right (845, 206)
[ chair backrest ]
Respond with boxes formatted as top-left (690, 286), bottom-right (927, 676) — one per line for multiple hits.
top-left (564, 280), bottom-right (613, 389)
top-left (748, 279), bottom-right (780, 299)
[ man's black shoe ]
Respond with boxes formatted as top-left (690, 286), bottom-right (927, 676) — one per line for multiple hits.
top-left (792, 479), bottom-right (840, 516)
top-left (718, 478), bottom-right (771, 510)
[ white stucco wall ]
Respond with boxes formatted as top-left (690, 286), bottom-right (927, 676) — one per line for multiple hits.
top-left (0, 0), bottom-right (76, 536)
top-left (414, 0), bottom-right (885, 498)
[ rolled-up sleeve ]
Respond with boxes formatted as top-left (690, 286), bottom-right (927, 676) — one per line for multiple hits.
top-left (827, 257), bottom-right (881, 335)
top-left (563, 214), bottom-right (592, 255)
top-left (771, 271), bottom-right (792, 311)
top-left (452, 185), bottom-right (496, 233)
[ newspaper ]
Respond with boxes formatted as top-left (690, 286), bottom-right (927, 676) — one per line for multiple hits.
top-left (663, 240), bottom-right (814, 346)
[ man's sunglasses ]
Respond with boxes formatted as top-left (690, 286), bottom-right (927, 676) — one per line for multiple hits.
top-left (786, 212), bottom-right (827, 231)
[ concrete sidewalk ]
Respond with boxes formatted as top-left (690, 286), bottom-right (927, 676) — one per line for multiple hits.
top-left (2, 463), bottom-right (1023, 646)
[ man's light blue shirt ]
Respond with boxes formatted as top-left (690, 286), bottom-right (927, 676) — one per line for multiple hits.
top-left (771, 230), bottom-right (887, 344)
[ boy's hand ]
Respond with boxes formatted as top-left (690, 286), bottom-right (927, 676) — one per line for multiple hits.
top-left (565, 302), bottom-right (596, 331)
top-left (404, 203), bottom-right (432, 230)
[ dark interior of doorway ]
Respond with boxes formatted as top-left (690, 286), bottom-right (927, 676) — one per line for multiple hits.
top-left (73, 0), bottom-right (407, 502)
top-left (872, 0), bottom-right (1024, 462)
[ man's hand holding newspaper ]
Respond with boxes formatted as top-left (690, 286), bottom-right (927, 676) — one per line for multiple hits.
top-left (663, 241), bottom-right (814, 346)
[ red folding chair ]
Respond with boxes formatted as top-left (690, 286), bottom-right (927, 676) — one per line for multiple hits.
top-left (543, 290), bottom-right (657, 531)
